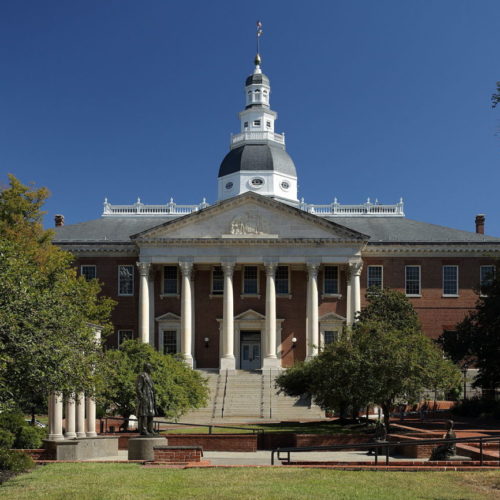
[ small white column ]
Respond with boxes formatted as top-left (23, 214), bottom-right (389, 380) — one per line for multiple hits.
top-left (346, 265), bottom-right (353, 326)
top-left (48, 392), bottom-right (64, 440)
top-left (64, 394), bottom-right (76, 439)
top-left (75, 392), bottom-right (86, 438)
top-left (263, 262), bottom-right (280, 369)
top-left (86, 397), bottom-right (97, 437)
top-left (180, 261), bottom-right (194, 368)
top-left (350, 262), bottom-right (363, 322)
top-left (306, 263), bottom-right (319, 359)
top-left (190, 271), bottom-right (196, 365)
top-left (220, 262), bottom-right (236, 371)
top-left (137, 262), bottom-right (151, 344)
top-left (148, 270), bottom-right (155, 346)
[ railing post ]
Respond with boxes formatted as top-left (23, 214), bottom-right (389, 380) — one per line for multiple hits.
top-left (480, 438), bottom-right (483, 466)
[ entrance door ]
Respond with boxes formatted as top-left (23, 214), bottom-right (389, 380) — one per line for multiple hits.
top-left (240, 331), bottom-right (261, 370)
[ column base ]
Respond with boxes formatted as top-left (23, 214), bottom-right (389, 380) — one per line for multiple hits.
top-left (183, 354), bottom-right (194, 368)
top-left (64, 432), bottom-right (77, 439)
top-left (76, 432), bottom-right (87, 439)
top-left (47, 434), bottom-right (64, 441)
top-left (219, 356), bottom-right (236, 371)
top-left (86, 431), bottom-right (98, 438)
top-left (262, 357), bottom-right (281, 370)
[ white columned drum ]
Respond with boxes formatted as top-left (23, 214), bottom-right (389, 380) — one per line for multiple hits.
top-left (65, 394), bottom-right (77, 439)
top-left (263, 262), bottom-right (279, 369)
top-left (220, 262), bottom-right (236, 370)
top-left (137, 262), bottom-right (151, 343)
top-left (351, 262), bottom-right (363, 321)
top-left (48, 392), bottom-right (64, 440)
top-left (180, 261), bottom-right (194, 367)
top-left (307, 263), bottom-right (319, 358)
top-left (75, 392), bottom-right (86, 438)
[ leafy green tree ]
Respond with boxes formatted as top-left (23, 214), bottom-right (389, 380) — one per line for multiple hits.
top-left (277, 289), bottom-right (461, 430)
top-left (492, 81), bottom-right (500, 108)
top-left (0, 174), bottom-right (115, 417)
top-left (98, 340), bottom-right (209, 429)
top-left (439, 272), bottom-right (500, 395)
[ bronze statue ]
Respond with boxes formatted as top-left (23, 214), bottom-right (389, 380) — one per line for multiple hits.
top-left (430, 420), bottom-right (457, 460)
top-left (136, 362), bottom-right (157, 436)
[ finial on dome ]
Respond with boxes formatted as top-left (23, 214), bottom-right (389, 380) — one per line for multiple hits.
top-left (254, 53), bottom-right (261, 66)
top-left (254, 21), bottom-right (263, 73)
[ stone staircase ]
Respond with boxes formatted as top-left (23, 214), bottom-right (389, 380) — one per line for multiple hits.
top-left (181, 369), bottom-right (324, 424)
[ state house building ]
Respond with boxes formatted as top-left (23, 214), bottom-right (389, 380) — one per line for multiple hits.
top-left (54, 54), bottom-right (500, 373)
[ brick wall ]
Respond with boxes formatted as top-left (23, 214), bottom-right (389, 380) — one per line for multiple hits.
top-left (166, 434), bottom-right (257, 451)
top-left (153, 446), bottom-right (203, 463)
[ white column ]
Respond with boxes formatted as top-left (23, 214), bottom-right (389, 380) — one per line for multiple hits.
top-left (148, 270), bottom-right (155, 346)
top-left (307, 263), bottom-right (319, 359)
top-left (346, 265), bottom-right (353, 326)
top-left (75, 392), bottom-right (86, 438)
top-left (220, 262), bottom-right (236, 371)
top-left (263, 262), bottom-right (280, 369)
top-left (190, 272), bottom-right (196, 365)
top-left (64, 394), bottom-right (76, 439)
top-left (48, 392), bottom-right (64, 440)
top-left (137, 262), bottom-right (151, 344)
top-left (86, 397), bottom-right (97, 437)
top-left (180, 261), bottom-right (194, 368)
top-left (350, 262), bottom-right (363, 322)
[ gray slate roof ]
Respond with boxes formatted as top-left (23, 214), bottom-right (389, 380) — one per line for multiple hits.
top-left (218, 143), bottom-right (297, 178)
top-left (53, 214), bottom-right (500, 245)
top-left (245, 72), bottom-right (270, 86)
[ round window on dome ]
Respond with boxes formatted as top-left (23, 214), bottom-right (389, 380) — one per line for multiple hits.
top-left (225, 182), bottom-right (233, 190)
top-left (280, 181), bottom-right (290, 191)
top-left (250, 178), bottom-right (264, 188)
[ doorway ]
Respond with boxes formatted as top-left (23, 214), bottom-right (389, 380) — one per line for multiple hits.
top-left (240, 331), bottom-right (261, 370)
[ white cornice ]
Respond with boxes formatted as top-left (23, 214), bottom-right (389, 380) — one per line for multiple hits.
top-left (363, 244), bottom-right (500, 257)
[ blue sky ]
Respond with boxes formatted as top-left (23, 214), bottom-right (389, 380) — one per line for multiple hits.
top-left (1, 1), bottom-right (499, 235)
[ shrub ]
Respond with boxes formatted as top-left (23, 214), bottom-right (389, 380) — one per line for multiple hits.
top-left (452, 397), bottom-right (500, 418)
top-left (0, 429), bottom-right (15, 449)
top-left (14, 426), bottom-right (45, 449)
top-left (0, 412), bottom-right (26, 435)
top-left (0, 449), bottom-right (34, 472)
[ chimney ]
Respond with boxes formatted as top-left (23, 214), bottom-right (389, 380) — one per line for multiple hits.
top-left (54, 214), bottom-right (65, 227)
top-left (475, 214), bottom-right (485, 234)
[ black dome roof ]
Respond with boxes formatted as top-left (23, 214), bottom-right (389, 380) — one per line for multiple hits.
top-left (245, 72), bottom-right (270, 87)
top-left (218, 143), bottom-right (297, 178)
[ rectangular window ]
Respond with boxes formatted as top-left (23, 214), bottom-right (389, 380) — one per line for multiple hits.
top-left (443, 265), bottom-right (458, 296)
top-left (163, 330), bottom-right (177, 355)
top-left (367, 265), bottom-right (383, 289)
top-left (324, 330), bottom-right (339, 345)
top-left (480, 265), bottom-right (496, 289)
top-left (81, 265), bottom-right (96, 281)
top-left (405, 266), bottom-right (421, 296)
top-left (243, 266), bottom-right (258, 294)
top-left (118, 330), bottom-right (133, 346)
top-left (276, 266), bottom-right (289, 295)
top-left (118, 265), bottom-right (134, 296)
top-left (253, 120), bottom-right (261, 126)
top-left (244, 121), bottom-right (248, 128)
top-left (323, 266), bottom-right (339, 294)
top-left (212, 266), bottom-right (224, 295)
top-left (163, 266), bottom-right (178, 294)
top-left (266, 120), bottom-right (271, 128)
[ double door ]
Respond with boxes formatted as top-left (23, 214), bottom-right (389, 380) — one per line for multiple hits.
top-left (240, 331), bottom-right (261, 370)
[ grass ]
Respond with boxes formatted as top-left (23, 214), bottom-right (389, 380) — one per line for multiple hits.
top-left (161, 421), bottom-right (370, 435)
top-left (1, 464), bottom-right (500, 499)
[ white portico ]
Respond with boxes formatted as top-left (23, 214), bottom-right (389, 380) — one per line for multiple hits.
top-left (131, 192), bottom-right (368, 371)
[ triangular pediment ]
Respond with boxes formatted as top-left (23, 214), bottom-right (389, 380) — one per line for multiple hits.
top-left (234, 309), bottom-right (266, 321)
top-left (131, 192), bottom-right (368, 242)
top-left (319, 312), bottom-right (346, 322)
top-left (155, 312), bottom-right (180, 322)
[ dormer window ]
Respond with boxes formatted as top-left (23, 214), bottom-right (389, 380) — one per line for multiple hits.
top-left (244, 121), bottom-right (248, 128)
top-left (266, 121), bottom-right (271, 128)
top-left (255, 89), bottom-right (260, 93)
top-left (253, 120), bottom-right (261, 126)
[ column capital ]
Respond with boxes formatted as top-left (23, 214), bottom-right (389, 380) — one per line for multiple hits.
top-left (221, 261), bottom-right (235, 276)
top-left (179, 260), bottom-right (194, 277)
top-left (349, 261), bottom-right (363, 276)
top-left (264, 261), bottom-right (278, 276)
top-left (306, 262), bottom-right (320, 278)
top-left (136, 261), bottom-right (151, 276)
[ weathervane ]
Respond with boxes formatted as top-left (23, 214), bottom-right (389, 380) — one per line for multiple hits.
top-left (256, 21), bottom-right (263, 56)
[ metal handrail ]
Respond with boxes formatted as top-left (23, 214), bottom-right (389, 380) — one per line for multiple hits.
top-left (101, 416), bottom-right (264, 435)
top-left (271, 435), bottom-right (500, 466)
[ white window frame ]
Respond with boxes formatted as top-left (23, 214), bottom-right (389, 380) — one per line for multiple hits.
top-left (118, 265), bottom-right (134, 296)
top-left (276, 265), bottom-right (291, 297)
top-left (161, 329), bottom-right (180, 355)
top-left (211, 266), bottom-right (224, 297)
top-left (162, 265), bottom-right (179, 296)
top-left (442, 265), bottom-right (459, 297)
top-left (319, 313), bottom-right (344, 350)
top-left (80, 265), bottom-right (96, 281)
top-left (323, 265), bottom-right (340, 296)
top-left (405, 265), bottom-right (421, 297)
top-left (367, 265), bottom-right (383, 289)
top-left (117, 329), bottom-right (134, 346)
top-left (480, 265), bottom-right (496, 290)
top-left (242, 265), bottom-right (260, 296)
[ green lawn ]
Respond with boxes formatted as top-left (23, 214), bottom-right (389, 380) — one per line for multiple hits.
top-left (161, 420), bottom-right (369, 434)
top-left (2, 464), bottom-right (500, 500)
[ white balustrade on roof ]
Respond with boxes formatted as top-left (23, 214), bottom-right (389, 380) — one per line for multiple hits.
top-left (230, 131), bottom-right (285, 148)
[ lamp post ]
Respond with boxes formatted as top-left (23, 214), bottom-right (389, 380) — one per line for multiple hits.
top-left (461, 363), bottom-right (469, 402)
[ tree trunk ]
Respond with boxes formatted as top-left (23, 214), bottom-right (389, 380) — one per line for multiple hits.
top-left (382, 402), bottom-right (391, 432)
top-left (31, 407), bottom-right (36, 426)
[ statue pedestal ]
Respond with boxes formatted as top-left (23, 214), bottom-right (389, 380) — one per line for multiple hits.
top-left (128, 436), bottom-right (168, 461)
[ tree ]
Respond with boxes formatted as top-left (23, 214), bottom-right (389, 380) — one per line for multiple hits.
top-left (98, 340), bottom-right (209, 429)
top-left (0, 175), bottom-right (115, 417)
top-left (492, 81), bottom-right (500, 108)
top-left (277, 288), bottom-right (461, 430)
top-left (439, 272), bottom-right (500, 395)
